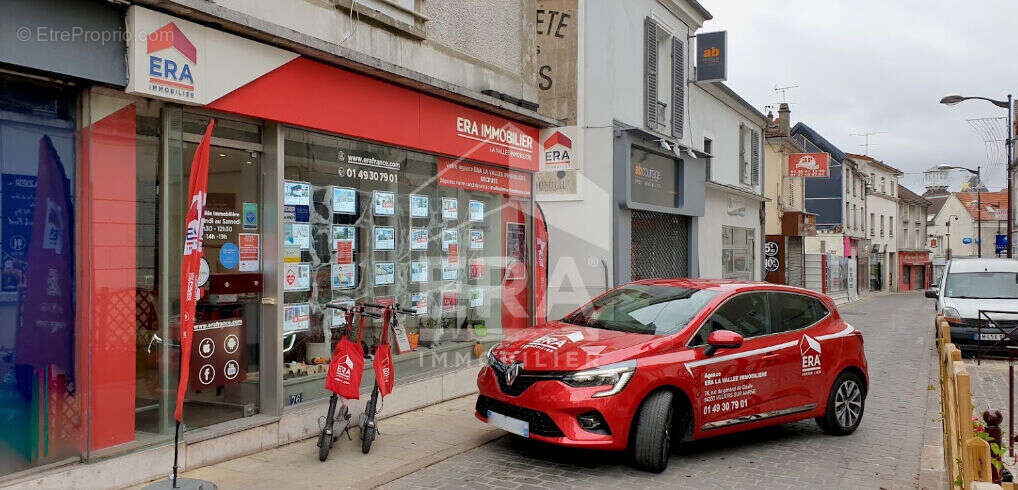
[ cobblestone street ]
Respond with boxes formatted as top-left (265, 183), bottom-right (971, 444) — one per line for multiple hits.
top-left (383, 292), bottom-right (940, 490)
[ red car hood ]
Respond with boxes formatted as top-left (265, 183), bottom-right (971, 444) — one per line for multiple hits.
top-left (491, 321), bottom-right (669, 371)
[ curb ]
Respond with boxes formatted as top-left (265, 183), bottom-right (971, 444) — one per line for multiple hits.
top-left (352, 431), bottom-right (506, 489)
top-left (918, 328), bottom-right (949, 489)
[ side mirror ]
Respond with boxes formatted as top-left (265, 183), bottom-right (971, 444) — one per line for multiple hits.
top-left (924, 289), bottom-right (938, 299)
top-left (704, 330), bottom-right (744, 357)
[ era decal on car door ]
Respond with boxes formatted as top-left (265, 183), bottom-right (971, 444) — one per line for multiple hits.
top-left (799, 334), bottom-right (822, 376)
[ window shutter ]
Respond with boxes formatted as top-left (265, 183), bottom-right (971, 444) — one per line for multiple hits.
top-left (738, 123), bottom-right (746, 183)
top-left (671, 36), bottom-right (684, 138)
top-left (644, 17), bottom-right (658, 130)
top-left (751, 129), bottom-right (761, 185)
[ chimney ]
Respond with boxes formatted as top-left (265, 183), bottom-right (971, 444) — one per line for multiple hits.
top-left (778, 103), bottom-right (791, 136)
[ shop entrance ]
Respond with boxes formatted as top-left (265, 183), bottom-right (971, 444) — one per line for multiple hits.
top-left (137, 111), bottom-right (264, 437)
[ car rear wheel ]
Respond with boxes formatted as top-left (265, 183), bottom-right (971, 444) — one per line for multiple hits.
top-left (816, 372), bottom-right (865, 435)
top-left (631, 391), bottom-right (674, 473)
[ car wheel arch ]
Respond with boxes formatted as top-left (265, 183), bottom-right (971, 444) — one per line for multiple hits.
top-left (830, 365), bottom-right (868, 399)
top-left (627, 385), bottom-right (695, 447)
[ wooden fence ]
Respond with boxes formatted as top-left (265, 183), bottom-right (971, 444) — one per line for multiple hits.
top-left (937, 315), bottom-right (1016, 489)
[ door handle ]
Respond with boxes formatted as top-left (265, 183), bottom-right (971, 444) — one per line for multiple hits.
top-left (761, 353), bottom-right (781, 362)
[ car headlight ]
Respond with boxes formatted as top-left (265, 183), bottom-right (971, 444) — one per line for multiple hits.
top-left (486, 345), bottom-right (498, 366)
top-left (942, 307), bottom-right (962, 322)
top-left (561, 360), bottom-right (636, 398)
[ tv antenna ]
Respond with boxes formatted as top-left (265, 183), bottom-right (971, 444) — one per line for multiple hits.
top-left (774, 84), bottom-right (799, 103)
top-left (850, 131), bottom-right (885, 155)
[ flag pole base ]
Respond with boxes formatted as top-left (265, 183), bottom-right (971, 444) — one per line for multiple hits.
top-left (143, 477), bottom-right (217, 490)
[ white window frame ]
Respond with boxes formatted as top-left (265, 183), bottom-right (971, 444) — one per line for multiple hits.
top-left (722, 225), bottom-right (755, 280)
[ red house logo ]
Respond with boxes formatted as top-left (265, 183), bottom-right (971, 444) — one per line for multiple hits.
top-left (147, 22), bottom-right (197, 98)
top-left (542, 131), bottom-right (572, 166)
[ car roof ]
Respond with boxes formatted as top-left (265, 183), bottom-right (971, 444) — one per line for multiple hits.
top-left (948, 258), bottom-right (1018, 273)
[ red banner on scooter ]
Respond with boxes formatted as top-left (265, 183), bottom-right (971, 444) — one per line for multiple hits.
top-left (374, 310), bottom-right (395, 396)
top-left (325, 323), bottom-right (364, 399)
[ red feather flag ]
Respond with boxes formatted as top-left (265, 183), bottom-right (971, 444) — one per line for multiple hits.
top-left (175, 120), bottom-right (214, 422)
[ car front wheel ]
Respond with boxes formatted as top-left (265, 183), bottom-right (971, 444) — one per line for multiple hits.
top-left (816, 372), bottom-right (865, 435)
top-left (631, 391), bottom-right (674, 473)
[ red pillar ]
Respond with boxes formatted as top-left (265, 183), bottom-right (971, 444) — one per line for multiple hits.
top-left (84, 104), bottom-right (138, 450)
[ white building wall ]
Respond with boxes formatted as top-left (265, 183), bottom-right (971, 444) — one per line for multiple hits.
top-left (843, 166), bottom-right (868, 239)
top-left (543, 127), bottom-right (617, 319)
top-left (582, 0), bottom-right (695, 145)
top-left (689, 84), bottom-right (764, 194)
top-left (540, 0), bottom-right (706, 315)
top-left (928, 195), bottom-right (979, 257)
top-left (700, 187), bottom-right (762, 280)
top-left (688, 84), bottom-right (766, 280)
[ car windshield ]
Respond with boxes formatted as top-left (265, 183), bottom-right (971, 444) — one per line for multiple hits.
top-left (561, 284), bottom-right (718, 335)
top-left (944, 272), bottom-right (1018, 299)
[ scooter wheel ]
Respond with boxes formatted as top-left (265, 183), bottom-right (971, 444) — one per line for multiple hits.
top-left (318, 429), bottom-right (331, 461)
top-left (361, 424), bottom-right (375, 454)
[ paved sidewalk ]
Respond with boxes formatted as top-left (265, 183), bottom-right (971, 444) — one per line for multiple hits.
top-left (128, 396), bottom-right (500, 490)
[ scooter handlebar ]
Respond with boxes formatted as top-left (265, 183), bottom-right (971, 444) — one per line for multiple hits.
top-left (323, 302), bottom-right (350, 311)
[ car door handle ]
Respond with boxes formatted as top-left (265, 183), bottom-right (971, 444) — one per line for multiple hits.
top-left (761, 353), bottom-right (781, 362)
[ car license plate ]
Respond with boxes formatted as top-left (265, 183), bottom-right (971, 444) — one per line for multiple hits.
top-left (487, 410), bottom-right (530, 438)
top-left (976, 333), bottom-right (1005, 341)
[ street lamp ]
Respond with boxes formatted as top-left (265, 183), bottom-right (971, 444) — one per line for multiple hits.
top-left (936, 164), bottom-right (982, 257)
top-left (946, 214), bottom-right (959, 260)
top-left (940, 93), bottom-right (1013, 257)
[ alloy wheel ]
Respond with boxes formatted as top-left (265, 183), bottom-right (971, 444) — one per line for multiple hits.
top-left (834, 380), bottom-right (862, 428)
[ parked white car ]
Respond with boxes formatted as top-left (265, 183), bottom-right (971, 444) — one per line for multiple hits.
top-left (925, 258), bottom-right (1018, 350)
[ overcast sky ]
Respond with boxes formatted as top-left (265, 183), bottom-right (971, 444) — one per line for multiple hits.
top-left (702, 1), bottom-right (1018, 194)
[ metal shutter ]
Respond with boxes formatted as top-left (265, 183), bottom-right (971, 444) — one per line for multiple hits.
top-left (671, 36), bottom-right (684, 138)
top-left (786, 237), bottom-right (804, 287)
top-left (804, 254), bottom-right (823, 293)
top-left (751, 129), bottom-right (760, 185)
top-left (631, 210), bottom-right (689, 279)
top-left (644, 17), bottom-right (658, 130)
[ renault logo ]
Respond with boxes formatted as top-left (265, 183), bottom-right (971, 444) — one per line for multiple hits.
top-left (505, 362), bottom-right (522, 386)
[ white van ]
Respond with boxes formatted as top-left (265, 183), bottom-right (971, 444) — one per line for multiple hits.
top-left (926, 258), bottom-right (1018, 350)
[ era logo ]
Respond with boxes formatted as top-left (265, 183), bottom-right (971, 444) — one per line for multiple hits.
top-left (542, 131), bottom-right (572, 166)
top-left (799, 335), bottom-right (822, 376)
top-left (802, 354), bottom-right (821, 370)
top-left (146, 22), bottom-right (198, 97)
top-left (702, 46), bottom-right (720, 58)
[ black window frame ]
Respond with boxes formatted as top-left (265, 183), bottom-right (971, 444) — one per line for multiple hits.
top-left (768, 292), bottom-right (830, 334)
top-left (686, 291), bottom-right (772, 347)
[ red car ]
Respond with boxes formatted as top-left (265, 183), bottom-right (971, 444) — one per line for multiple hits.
top-left (476, 279), bottom-right (868, 472)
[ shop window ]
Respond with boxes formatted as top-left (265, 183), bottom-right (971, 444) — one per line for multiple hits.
top-left (281, 127), bottom-right (529, 406)
top-left (0, 76), bottom-right (80, 475)
top-left (722, 226), bottom-right (755, 280)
